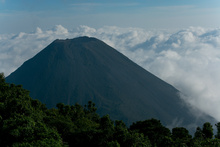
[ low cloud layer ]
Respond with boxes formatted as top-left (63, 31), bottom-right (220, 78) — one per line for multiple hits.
top-left (1, 25), bottom-right (220, 122)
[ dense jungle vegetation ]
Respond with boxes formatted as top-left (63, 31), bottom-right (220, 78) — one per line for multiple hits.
top-left (1, 73), bottom-right (220, 147)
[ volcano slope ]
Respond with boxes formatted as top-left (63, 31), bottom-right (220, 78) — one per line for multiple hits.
top-left (6, 36), bottom-right (214, 128)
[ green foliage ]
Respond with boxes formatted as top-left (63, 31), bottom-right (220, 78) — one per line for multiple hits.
top-left (0, 73), bottom-right (62, 146)
top-left (106, 141), bottom-right (120, 147)
top-left (172, 127), bottom-right (192, 146)
top-left (113, 120), bottom-right (129, 146)
top-left (2, 73), bottom-right (220, 146)
top-left (215, 122), bottom-right (220, 139)
top-left (202, 122), bottom-right (214, 139)
top-left (126, 131), bottom-right (152, 147)
top-left (194, 127), bottom-right (203, 139)
top-left (129, 118), bottom-right (171, 147)
top-left (192, 138), bottom-right (220, 146)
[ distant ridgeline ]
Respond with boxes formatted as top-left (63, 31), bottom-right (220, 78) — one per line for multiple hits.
top-left (1, 73), bottom-right (220, 146)
top-left (6, 36), bottom-right (215, 131)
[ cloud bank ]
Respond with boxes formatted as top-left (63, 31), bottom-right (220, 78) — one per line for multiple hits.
top-left (1, 25), bottom-right (220, 122)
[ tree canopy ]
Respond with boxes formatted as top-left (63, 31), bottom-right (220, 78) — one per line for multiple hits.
top-left (1, 73), bottom-right (220, 146)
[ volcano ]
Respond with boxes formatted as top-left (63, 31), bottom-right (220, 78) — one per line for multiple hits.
top-left (6, 36), bottom-right (213, 127)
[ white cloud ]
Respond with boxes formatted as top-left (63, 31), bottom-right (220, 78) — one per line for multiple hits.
top-left (1, 25), bottom-right (220, 122)
top-left (140, 27), bottom-right (220, 122)
top-left (51, 25), bottom-right (69, 35)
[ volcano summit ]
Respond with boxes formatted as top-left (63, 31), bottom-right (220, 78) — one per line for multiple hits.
top-left (6, 36), bottom-right (213, 127)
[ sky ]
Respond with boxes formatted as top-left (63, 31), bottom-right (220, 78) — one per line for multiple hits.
top-left (1, 0), bottom-right (220, 33)
top-left (1, 0), bottom-right (220, 124)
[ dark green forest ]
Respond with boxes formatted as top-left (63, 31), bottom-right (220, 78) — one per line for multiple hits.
top-left (1, 72), bottom-right (220, 147)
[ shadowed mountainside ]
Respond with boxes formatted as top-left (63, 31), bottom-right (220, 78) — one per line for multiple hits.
top-left (6, 36), bottom-right (214, 128)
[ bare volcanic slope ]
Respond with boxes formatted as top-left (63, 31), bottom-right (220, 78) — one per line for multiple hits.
top-left (6, 36), bottom-right (213, 127)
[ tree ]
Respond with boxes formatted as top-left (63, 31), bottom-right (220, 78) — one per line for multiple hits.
top-left (172, 127), bottom-right (192, 139)
top-left (172, 127), bottom-right (192, 146)
top-left (113, 120), bottom-right (129, 146)
top-left (194, 127), bottom-right (203, 139)
top-left (129, 118), bottom-right (171, 147)
top-left (215, 122), bottom-right (220, 139)
top-left (125, 131), bottom-right (152, 147)
top-left (0, 74), bottom-right (63, 146)
top-left (48, 102), bottom-right (100, 146)
top-left (98, 115), bottom-right (115, 144)
top-left (202, 122), bottom-right (213, 139)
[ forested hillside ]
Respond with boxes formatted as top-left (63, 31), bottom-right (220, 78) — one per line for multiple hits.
top-left (1, 73), bottom-right (220, 146)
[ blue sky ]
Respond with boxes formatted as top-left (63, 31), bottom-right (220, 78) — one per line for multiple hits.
top-left (0, 0), bottom-right (220, 33)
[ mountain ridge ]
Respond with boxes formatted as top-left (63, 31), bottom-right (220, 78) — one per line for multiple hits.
top-left (6, 36), bottom-right (214, 128)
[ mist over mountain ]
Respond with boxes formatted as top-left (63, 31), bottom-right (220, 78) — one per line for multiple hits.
top-left (6, 36), bottom-right (214, 130)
